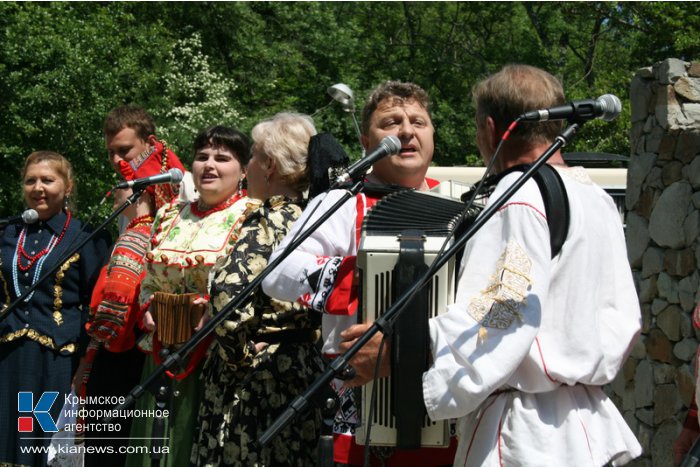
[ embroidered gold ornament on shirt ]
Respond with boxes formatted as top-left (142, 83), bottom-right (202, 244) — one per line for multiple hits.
top-left (468, 241), bottom-right (532, 341)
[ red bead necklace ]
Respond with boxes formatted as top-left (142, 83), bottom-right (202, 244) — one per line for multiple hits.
top-left (189, 192), bottom-right (243, 218)
top-left (16, 210), bottom-right (72, 272)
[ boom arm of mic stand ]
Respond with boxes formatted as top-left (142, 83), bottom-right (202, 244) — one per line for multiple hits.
top-left (110, 180), bottom-right (367, 415)
top-left (258, 123), bottom-right (580, 446)
top-left (0, 187), bottom-right (146, 323)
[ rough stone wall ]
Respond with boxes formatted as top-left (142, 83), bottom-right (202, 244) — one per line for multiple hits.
top-left (616, 58), bottom-right (700, 467)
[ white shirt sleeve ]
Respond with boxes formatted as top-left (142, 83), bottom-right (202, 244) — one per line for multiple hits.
top-left (262, 189), bottom-right (358, 304)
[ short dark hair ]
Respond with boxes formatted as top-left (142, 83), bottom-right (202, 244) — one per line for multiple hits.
top-left (361, 81), bottom-right (431, 135)
top-left (193, 125), bottom-right (251, 166)
top-left (104, 105), bottom-right (156, 141)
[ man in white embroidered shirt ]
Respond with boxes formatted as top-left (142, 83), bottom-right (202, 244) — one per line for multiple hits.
top-left (340, 64), bottom-right (643, 466)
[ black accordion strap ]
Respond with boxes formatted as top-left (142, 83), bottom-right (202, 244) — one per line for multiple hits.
top-left (530, 164), bottom-right (569, 258)
top-left (391, 229), bottom-right (429, 449)
top-left (463, 164), bottom-right (569, 258)
top-left (361, 182), bottom-right (412, 198)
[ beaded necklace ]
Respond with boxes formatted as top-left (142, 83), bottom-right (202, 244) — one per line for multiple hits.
top-left (190, 192), bottom-right (243, 218)
top-left (12, 211), bottom-right (71, 301)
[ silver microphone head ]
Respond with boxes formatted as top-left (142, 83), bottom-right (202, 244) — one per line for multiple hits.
top-left (22, 209), bottom-right (39, 224)
top-left (596, 94), bottom-right (622, 122)
top-left (380, 135), bottom-right (402, 155)
top-left (168, 168), bottom-right (184, 183)
top-left (328, 83), bottom-right (355, 112)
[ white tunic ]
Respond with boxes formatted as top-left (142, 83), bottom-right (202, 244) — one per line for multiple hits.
top-left (423, 166), bottom-right (642, 466)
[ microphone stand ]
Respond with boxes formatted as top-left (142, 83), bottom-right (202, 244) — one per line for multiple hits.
top-left (0, 187), bottom-right (145, 322)
top-left (682, 434), bottom-right (700, 467)
top-left (149, 373), bottom-right (171, 467)
top-left (106, 180), bottom-right (369, 467)
top-left (258, 123), bottom-right (581, 447)
top-left (109, 179), bottom-right (367, 416)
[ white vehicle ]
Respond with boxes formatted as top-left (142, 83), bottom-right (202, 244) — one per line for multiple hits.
top-left (426, 152), bottom-right (628, 224)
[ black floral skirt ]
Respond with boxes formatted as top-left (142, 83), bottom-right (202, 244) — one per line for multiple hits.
top-left (191, 341), bottom-right (325, 467)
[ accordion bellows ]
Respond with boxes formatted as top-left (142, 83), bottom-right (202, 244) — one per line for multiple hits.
top-left (362, 189), bottom-right (476, 238)
top-left (356, 188), bottom-right (479, 448)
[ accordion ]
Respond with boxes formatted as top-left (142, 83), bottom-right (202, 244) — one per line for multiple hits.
top-left (355, 187), bottom-right (480, 448)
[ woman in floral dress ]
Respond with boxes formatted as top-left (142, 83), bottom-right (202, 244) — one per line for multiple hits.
top-left (191, 113), bottom-right (324, 467)
top-left (127, 126), bottom-right (258, 467)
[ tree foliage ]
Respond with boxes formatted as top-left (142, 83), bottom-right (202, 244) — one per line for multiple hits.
top-left (0, 1), bottom-right (697, 218)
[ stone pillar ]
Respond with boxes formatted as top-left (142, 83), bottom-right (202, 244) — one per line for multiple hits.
top-left (619, 58), bottom-right (700, 467)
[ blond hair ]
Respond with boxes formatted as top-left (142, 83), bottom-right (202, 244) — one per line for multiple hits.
top-left (22, 151), bottom-right (76, 211)
top-left (251, 112), bottom-right (316, 193)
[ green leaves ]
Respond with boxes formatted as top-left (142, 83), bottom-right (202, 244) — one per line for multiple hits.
top-left (0, 2), bottom-right (693, 218)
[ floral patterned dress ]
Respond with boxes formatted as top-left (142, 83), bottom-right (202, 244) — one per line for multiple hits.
top-left (191, 195), bottom-right (324, 467)
top-left (126, 194), bottom-right (256, 467)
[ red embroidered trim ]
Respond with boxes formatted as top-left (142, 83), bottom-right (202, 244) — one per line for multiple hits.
top-left (534, 336), bottom-right (558, 383)
top-left (498, 201), bottom-right (547, 220)
top-left (126, 214), bottom-right (155, 230)
top-left (465, 395), bottom-right (499, 464)
top-left (324, 257), bottom-right (358, 315)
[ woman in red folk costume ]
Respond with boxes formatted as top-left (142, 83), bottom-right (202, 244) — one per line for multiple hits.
top-left (0, 151), bottom-right (110, 467)
top-left (125, 126), bottom-right (258, 467)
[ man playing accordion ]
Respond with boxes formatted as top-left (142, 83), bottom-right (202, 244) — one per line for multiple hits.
top-left (263, 80), bottom-right (457, 466)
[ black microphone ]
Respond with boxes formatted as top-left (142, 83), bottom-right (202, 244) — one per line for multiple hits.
top-left (520, 94), bottom-right (622, 123)
top-left (0, 209), bottom-right (39, 227)
top-left (114, 168), bottom-right (184, 190)
top-left (335, 135), bottom-right (401, 184)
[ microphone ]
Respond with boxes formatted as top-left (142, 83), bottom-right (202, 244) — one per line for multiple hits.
top-left (520, 94), bottom-right (622, 123)
top-left (335, 135), bottom-right (401, 184)
top-left (114, 168), bottom-right (184, 190)
top-left (0, 209), bottom-right (39, 227)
